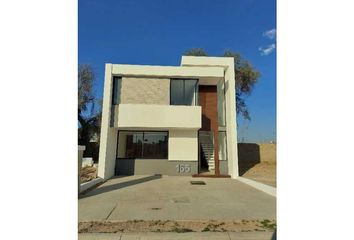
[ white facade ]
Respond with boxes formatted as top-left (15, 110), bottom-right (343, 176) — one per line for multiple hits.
top-left (98, 56), bottom-right (239, 179)
top-left (114, 104), bottom-right (201, 129)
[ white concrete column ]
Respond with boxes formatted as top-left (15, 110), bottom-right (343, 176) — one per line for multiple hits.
top-left (224, 59), bottom-right (239, 179)
top-left (98, 64), bottom-right (117, 180)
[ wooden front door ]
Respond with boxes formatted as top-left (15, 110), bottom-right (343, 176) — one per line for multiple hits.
top-left (199, 85), bottom-right (220, 175)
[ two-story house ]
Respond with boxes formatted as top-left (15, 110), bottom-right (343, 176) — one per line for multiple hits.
top-left (98, 56), bottom-right (239, 179)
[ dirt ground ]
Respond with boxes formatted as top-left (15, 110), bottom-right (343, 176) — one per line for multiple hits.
top-left (79, 219), bottom-right (276, 233)
top-left (80, 166), bottom-right (97, 183)
top-left (241, 162), bottom-right (276, 187)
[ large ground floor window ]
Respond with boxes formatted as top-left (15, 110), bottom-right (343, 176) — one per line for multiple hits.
top-left (117, 131), bottom-right (168, 159)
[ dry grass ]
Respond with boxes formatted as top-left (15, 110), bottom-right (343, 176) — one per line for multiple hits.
top-left (242, 162), bottom-right (276, 187)
top-left (78, 219), bottom-right (276, 233)
top-left (80, 166), bottom-right (97, 183)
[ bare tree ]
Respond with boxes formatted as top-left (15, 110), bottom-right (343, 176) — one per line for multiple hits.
top-left (78, 65), bottom-right (101, 146)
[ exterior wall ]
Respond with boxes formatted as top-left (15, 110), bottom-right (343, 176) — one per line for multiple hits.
top-left (219, 160), bottom-right (229, 175)
top-left (238, 143), bottom-right (276, 163)
top-left (259, 143), bottom-right (276, 163)
top-left (168, 130), bottom-right (198, 161)
top-left (120, 77), bottom-right (170, 105)
top-left (115, 104), bottom-right (201, 129)
top-left (116, 159), bottom-right (198, 176)
top-left (238, 143), bottom-right (276, 176)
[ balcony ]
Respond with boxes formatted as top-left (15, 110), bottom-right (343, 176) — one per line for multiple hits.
top-left (112, 104), bottom-right (201, 130)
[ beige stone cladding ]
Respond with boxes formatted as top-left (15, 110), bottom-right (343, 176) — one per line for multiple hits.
top-left (120, 77), bottom-right (170, 105)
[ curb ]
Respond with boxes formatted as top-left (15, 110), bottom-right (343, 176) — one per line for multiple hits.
top-left (236, 177), bottom-right (276, 197)
top-left (80, 177), bottom-right (104, 193)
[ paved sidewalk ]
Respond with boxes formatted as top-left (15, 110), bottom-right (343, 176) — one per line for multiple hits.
top-left (79, 175), bottom-right (276, 221)
top-left (79, 232), bottom-right (276, 240)
top-left (237, 177), bottom-right (276, 197)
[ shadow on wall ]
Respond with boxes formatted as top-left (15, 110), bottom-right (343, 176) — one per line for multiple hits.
top-left (238, 143), bottom-right (261, 176)
top-left (201, 114), bottom-right (211, 130)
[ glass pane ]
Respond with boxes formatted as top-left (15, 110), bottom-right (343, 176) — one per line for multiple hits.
top-left (217, 80), bottom-right (226, 126)
top-left (117, 132), bottom-right (127, 158)
top-left (112, 77), bottom-right (121, 105)
top-left (117, 132), bottom-right (143, 158)
top-left (142, 132), bottom-right (168, 159)
top-left (218, 132), bottom-right (227, 160)
top-left (170, 80), bottom-right (184, 105)
top-left (184, 80), bottom-right (197, 105)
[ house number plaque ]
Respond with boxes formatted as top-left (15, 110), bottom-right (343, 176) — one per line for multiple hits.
top-left (176, 164), bottom-right (191, 173)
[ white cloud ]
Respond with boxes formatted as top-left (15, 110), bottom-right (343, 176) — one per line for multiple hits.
top-left (259, 44), bottom-right (276, 56)
top-left (263, 28), bottom-right (276, 39)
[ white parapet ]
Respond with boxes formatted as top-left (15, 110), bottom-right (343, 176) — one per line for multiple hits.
top-left (112, 64), bottom-right (224, 80)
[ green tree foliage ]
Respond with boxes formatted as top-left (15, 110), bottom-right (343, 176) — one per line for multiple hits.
top-left (78, 64), bottom-right (101, 146)
top-left (183, 48), bottom-right (208, 56)
top-left (184, 48), bottom-right (261, 120)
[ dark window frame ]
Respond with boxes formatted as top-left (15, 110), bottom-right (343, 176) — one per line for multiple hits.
top-left (116, 130), bottom-right (169, 159)
top-left (112, 76), bottom-right (122, 105)
top-left (170, 79), bottom-right (199, 106)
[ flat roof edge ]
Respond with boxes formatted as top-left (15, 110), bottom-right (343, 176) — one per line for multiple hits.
top-left (181, 56), bottom-right (234, 67)
top-left (111, 64), bottom-right (224, 78)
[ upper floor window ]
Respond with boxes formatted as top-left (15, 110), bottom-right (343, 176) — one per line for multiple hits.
top-left (112, 77), bottom-right (122, 105)
top-left (170, 79), bottom-right (198, 106)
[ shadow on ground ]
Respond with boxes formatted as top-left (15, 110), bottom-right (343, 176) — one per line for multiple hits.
top-left (79, 175), bottom-right (161, 199)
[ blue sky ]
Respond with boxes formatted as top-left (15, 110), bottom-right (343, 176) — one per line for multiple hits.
top-left (79, 0), bottom-right (276, 143)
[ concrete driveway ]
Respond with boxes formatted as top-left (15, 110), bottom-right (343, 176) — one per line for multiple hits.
top-left (79, 175), bottom-right (276, 221)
